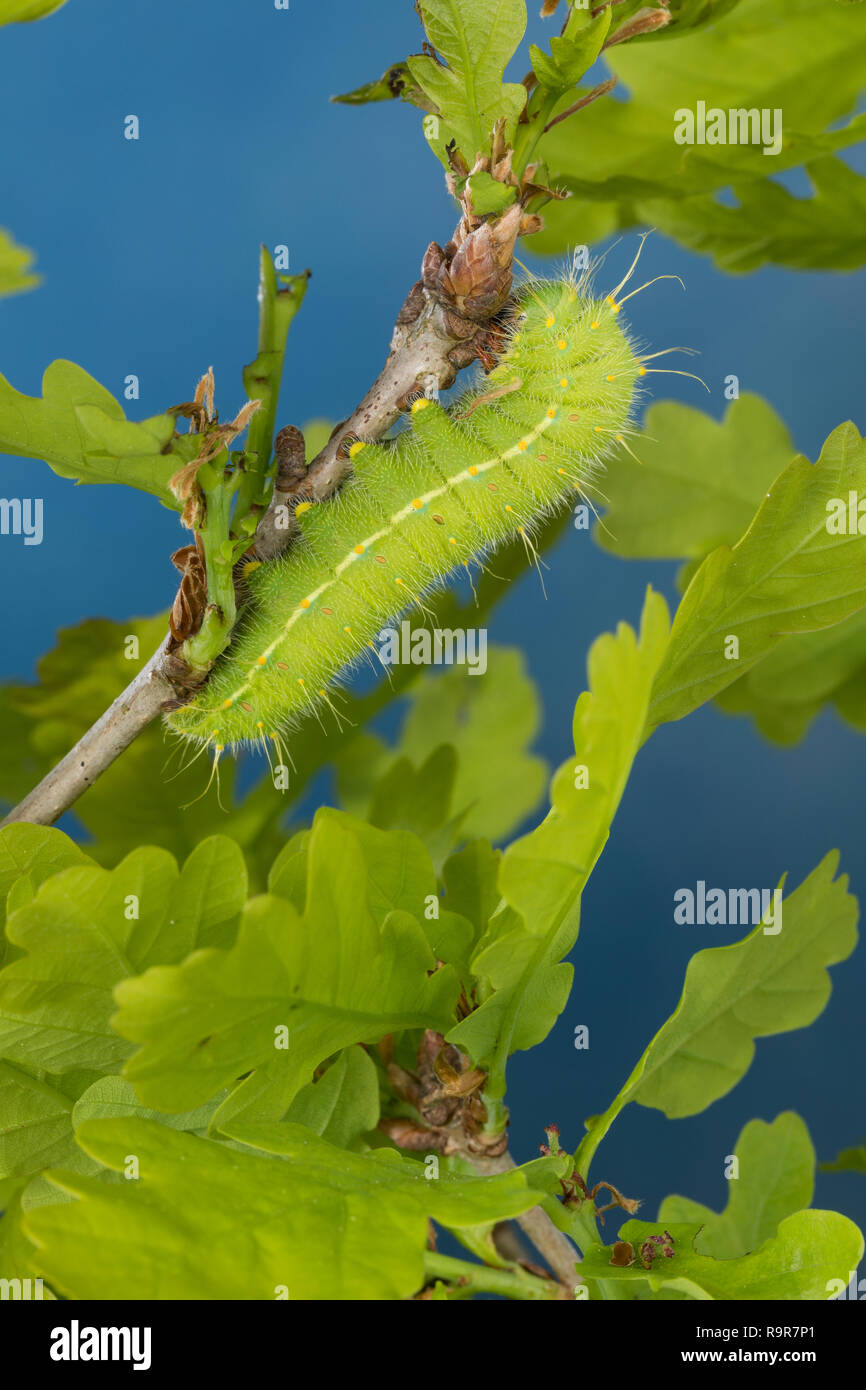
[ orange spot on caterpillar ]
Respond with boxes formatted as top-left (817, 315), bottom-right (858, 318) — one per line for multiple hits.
top-left (560, 378), bottom-right (568, 388)
top-left (353, 544), bottom-right (365, 555)
top-left (375, 554), bottom-right (386, 564)
top-left (546, 408), bottom-right (557, 419)
top-left (557, 339), bottom-right (567, 351)
top-left (468, 466), bottom-right (479, 476)
top-left (222, 699), bottom-right (233, 709)
top-left (277, 661), bottom-right (289, 670)
top-left (568, 413), bottom-right (580, 422)
top-left (349, 441), bottom-right (365, 459)
top-left (257, 655), bottom-right (268, 665)
top-left (537, 453), bottom-right (548, 461)
top-left (411, 498), bottom-right (423, 509)
top-left (321, 606), bottom-right (333, 615)
top-left (300, 598), bottom-right (311, 609)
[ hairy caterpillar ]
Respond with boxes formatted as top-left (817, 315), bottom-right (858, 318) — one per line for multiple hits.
top-left (168, 249), bottom-right (679, 765)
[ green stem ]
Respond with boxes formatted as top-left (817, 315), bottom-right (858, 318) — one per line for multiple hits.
top-left (423, 1251), bottom-right (564, 1301)
top-left (183, 453), bottom-right (239, 669)
top-left (236, 249), bottom-right (309, 530)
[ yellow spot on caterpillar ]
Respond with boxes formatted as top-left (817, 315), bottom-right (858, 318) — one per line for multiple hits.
top-left (353, 544), bottom-right (365, 555)
top-left (242, 560), bottom-right (261, 576)
top-left (449, 537), bottom-right (457, 545)
top-left (222, 699), bottom-right (233, 709)
top-left (557, 468), bottom-right (566, 476)
top-left (468, 466), bottom-right (479, 476)
top-left (594, 426), bottom-right (603, 434)
top-left (349, 440), bottom-right (365, 458)
top-left (546, 408), bottom-right (557, 419)
top-left (256, 721), bottom-right (264, 730)
top-left (518, 440), bottom-right (528, 451)
top-left (319, 688), bottom-right (326, 696)
top-left (505, 504), bottom-right (514, 512)
top-left (560, 378), bottom-right (568, 388)
top-left (606, 374), bottom-right (616, 382)
top-left (215, 744), bottom-right (224, 753)
top-left (557, 339), bottom-right (567, 351)
top-left (638, 366), bottom-right (647, 376)
top-left (545, 315), bottom-right (555, 327)
top-left (297, 678), bottom-right (305, 686)
top-left (300, 598), bottom-right (311, 609)
top-left (395, 577), bottom-right (404, 585)
top-left (295, 502), bottom-right (311, 516)
top-left (411, 398), bottom-right (431, 414)
top-left (344, 625), bottom-right (352, 634)
top-left (518, 526), bottom-right (526, 535)
top-left (606, 296), bottom-right (621, 314)
top-left (591, 321), bottom-right (599, 330)
top-left (257, 655), bottom-right (267, 666)
top-left (411, 498), bottom-right (423, 509)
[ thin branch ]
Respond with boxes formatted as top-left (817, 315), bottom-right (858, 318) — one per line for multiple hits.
top-left (542, 76), bottom-right (618, 135)
top-left (469, 1149), bottom-right (582, 1291)
top-left (0, 636), bottom-right (198, 829)
top-left (422, 1250), bottom-right (566, 1300)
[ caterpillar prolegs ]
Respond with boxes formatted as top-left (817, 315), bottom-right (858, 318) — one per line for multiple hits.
top-left (168, 254), bottom-right (672, 761)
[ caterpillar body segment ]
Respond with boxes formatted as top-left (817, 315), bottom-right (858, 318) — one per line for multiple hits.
top-left (168, 273), bottom-right (645, 754)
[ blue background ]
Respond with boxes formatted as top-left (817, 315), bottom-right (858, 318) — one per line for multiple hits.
top-left (1, 1), bottom-right (864, 1258)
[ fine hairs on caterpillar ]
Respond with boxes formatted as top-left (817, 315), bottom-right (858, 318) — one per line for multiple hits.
top-left (168, 241), bottom-right (693, 770)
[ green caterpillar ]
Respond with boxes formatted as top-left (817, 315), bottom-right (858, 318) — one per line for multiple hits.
top-left (168, 257), bottom-right (664, 762)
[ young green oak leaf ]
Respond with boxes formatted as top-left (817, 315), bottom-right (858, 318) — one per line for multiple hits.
top-left (449, 589), bottom-right (670, 1093)
top-left (659, 1113), bottom-right (815, 1259)
top-left (529, 9), bottom-right (610, 94)
top-left (0, 228), bottom-right (40, 297)
top-left (648, 422), bottom-right (866, 731)
top-left (283, 1047), bottom-right (380, 1150)
top-left (407, 0), bottom-right (528, 169)
top-left (597, 395), bottom-right (795, 561)
top-left (581, 1212), bottom-right (864, 1301)
top-left (24, 1117), bottom-right (566, 1300)
top-left (0, 0), bottom-right (67, 20)
top-left (576, 854), bottom-right (857, 1177)
top-left (0, 823), bottom-right (90, 949)
top-left (0, 836), bottom-right (247, 1074)
top-left (821, 1146), bottom-right (866, 1177)
top-left (637, 157), bottom-right (866, 274)
top-left (0, 360), bottom-right (198, 507)
top-left (538, 0), bottom-right (866, 201)
top-left (114, 810), bottom-right (460, 1112)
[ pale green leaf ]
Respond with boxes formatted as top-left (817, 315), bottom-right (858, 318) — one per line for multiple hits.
top-left (114, 809), bottom-right (459, 1112)
top-left (581, 1212), bottom-right (864, 1301)
top-left (659, 1113), bottom-right (815, 1258)
top-left (648, 423), bottom-right (866, 731)
top-left (25, 1116), bottom-right (563, 1299)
